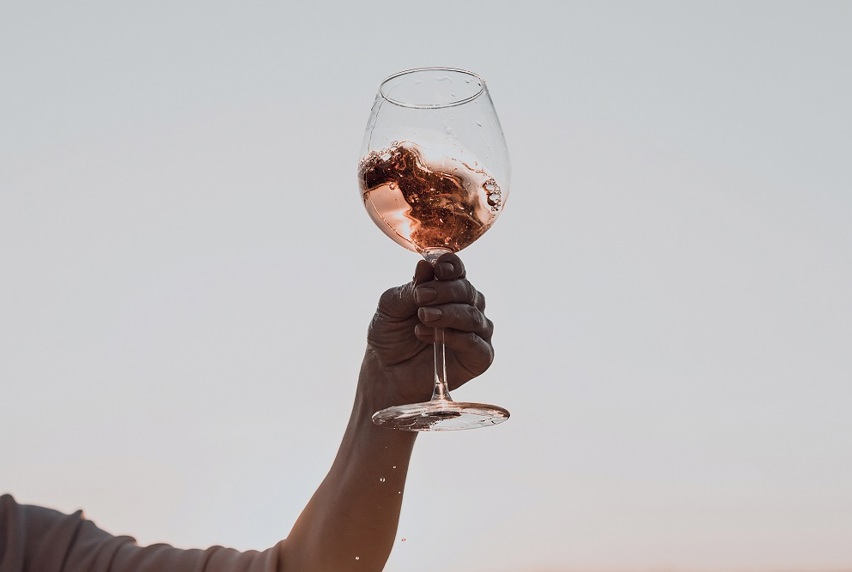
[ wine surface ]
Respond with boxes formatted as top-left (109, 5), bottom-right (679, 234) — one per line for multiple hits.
top-left (358, 141), bottom-right (504, 254)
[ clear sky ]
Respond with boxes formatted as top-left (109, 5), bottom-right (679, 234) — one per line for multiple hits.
top-left (2, 2), bottom-right (851, 571)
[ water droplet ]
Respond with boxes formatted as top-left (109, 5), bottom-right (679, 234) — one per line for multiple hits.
top-left (355, 556), bottom-right (360, 560)
top-left (401, 537), bottom-right (407, 542)
top-left (475, 121), bottom-right (483, 127)
top-left (392, 465), bottom-right (397, 469)
top-left (379, 477), bottom-right (386, 483)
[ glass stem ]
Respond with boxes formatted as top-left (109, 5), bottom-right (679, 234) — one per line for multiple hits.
top-left (431, 328), bottom-right (452, 402)
top-left (422, 247), bottom-right (455, 404)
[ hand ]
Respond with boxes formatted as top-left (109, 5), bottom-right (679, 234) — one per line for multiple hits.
top-left (363, 253), bottom-right (494, 407)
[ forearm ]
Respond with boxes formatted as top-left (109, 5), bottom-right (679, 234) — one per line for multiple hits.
top-left (279, 352), bottom-right (417, 571)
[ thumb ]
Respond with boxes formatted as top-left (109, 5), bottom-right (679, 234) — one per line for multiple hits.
top-left (412, 258), bottom-right (434, 286)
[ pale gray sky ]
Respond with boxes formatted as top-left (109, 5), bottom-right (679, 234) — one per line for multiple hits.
top-left (2, 2), bottom-right (851, 571)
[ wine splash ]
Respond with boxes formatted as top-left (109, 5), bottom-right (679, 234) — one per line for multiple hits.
top-left (358, 141), bottom-right (504, 254)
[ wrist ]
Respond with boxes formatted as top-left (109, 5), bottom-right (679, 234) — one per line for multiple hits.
top-left (338, 351), bottom-right (417, 459)
top-left (357, 348), bottom-right (408, 413)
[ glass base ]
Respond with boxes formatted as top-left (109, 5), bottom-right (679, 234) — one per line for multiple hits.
top-left (372, 399), bottom-right (509, 432)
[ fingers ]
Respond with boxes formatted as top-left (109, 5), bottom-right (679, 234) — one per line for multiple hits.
top-left (369, 252), bottom-right (495, 382)
top-left (413, 279), bottom-right (485, 311)
top-left (412, 258), bottom-right (435, 286)
top-left (413, 325), bottom-right (495, 376)
top-left (433, 252), bottom-right (466, 281)
top-left (376, 254), bottom-right (476, 321)
top-left (415, 297), bottom-right (494, 378)
top-left (417, 304), bottom-right (493, 339)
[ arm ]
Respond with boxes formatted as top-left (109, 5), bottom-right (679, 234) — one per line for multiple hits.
top-left (1, 255), bottom-right (492, 572)
top-left (279, 253), bottom-right (494, 571)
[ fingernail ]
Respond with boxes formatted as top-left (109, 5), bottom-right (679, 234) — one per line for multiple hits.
top-left (436, 262), bottom-right (454, 278)
top-left (419, 307), bottom-right (442, 322)
top-left (414, 288), bottom-right (437, 304)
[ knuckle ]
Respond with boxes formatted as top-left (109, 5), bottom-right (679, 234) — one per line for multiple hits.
top-left (470, 307), bottom-right (486, 328)
top-left (463, 280), bottom-right (478, 304)
top-left (453, 255), bottom-right (466, 277)
top-left (483, 316), bottom-right (495, 338)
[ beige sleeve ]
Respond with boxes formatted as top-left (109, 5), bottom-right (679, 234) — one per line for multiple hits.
top-left (1, 494), bottom-right (284, 572)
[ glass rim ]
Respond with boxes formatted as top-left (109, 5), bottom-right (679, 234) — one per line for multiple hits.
top-left (379, 67), bottom-right (486, 109)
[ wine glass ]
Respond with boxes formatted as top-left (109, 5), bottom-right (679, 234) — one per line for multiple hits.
top-left (358, 67), bottom-right (510, 431)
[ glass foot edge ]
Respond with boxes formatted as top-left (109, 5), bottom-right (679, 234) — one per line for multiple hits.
top-left (372, 400), bottom-right (510, 432)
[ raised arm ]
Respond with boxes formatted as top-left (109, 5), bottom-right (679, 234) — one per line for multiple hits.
top-left (278, 253), bottom-right (494, 571)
